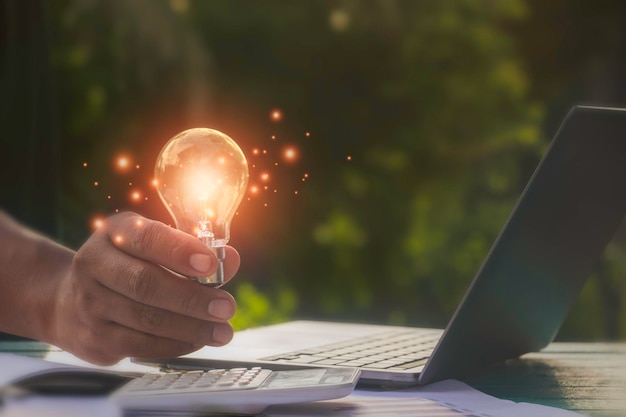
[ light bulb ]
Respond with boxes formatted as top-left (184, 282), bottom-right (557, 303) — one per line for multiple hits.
top-left (154, 128), bottom-right (249, 287)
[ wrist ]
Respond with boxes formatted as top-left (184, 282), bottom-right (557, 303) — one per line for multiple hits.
top-left (0, 213), bottom-right (74, 344)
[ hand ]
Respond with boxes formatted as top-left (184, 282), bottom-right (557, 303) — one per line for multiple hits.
top-left (50, 212), bottom-right (240, 365)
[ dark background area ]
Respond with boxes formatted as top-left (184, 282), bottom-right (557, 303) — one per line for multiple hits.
top-left (2, 0), bottom-right (626, 340)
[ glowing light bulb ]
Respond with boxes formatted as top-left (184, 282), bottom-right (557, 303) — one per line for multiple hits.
top-left (154, 128), bottom-right (249, 287)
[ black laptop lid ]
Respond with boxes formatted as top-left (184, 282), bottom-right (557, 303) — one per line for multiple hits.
top-left (420, 106), bottom-right (626, 384)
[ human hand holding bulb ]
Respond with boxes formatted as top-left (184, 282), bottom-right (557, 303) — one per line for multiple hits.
top-left (155, 128), bottom-right (249, 287)
top-left (0, 128), bottom-right (249, 365)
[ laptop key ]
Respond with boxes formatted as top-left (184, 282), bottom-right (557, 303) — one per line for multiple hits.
top-left (312, 359), bottom-right (344, 365)
top-left (287, 355), bottom-right (324, 364)
top-left (337, 360), bottom-right (375, 367)
top-left (396, 359), bottom-right (429, 369)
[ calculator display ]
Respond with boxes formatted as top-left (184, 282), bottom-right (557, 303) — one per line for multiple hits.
top-left (264, 369), bottom-right (325, 388)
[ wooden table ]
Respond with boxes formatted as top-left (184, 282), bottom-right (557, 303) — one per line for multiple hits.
top-left (464, 343), bottom-right (626, 417)
top-left (2, 341), bottom-right (624, 416)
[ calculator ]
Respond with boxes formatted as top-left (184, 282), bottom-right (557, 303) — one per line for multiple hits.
top-left (112, 366), bottom-right (360, 415)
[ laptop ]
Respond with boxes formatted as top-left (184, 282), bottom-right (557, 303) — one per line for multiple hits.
top-left (142, 106), bottom-right (626, 386)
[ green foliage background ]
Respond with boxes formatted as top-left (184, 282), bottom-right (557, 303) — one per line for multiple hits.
top-left (40, 0), bottom-right (626, 339)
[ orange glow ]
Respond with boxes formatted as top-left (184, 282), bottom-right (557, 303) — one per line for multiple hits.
top-left (305, 132), bottom-right (310, 137)
top-left (218, 156), bottom-right (226, 164)
top-left (113, 234), bottom-right (124, 244)
top-left (347, 155), bottom-right (352, 161)
top-left (270, 109), bottom-right (283, 122)
top-left (262, 149), bottom-right (268, 154)
top-left (130, 190), bottom-right (142, 202)
top-left (249, 185), bottom-right (260, 195)
top-left (294, 190), bottom-right (299, 195)
top-left (271, 135), bottom-right (276, 140)
top-left (304, 173), bottom-right (309, 178)
top-left (92, 217), bottom-right (105, 230)
top-left (135, 164), bottom-right (140, 169)
top-left (151, 178), bottom-right (159, 187)
top-left (83, 162), bottom-right (88, 167)
top-left (116, 155), bottom-right (131, 171)
top-left (252, 148), bottom-right (260, 156)
top-left (282, 146), bottom-right (299, 163)
top-left (260, 172), bottom-right (270, 182)
top-left (93, 181), bottom-right (99, 186)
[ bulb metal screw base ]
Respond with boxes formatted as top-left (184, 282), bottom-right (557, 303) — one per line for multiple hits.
top-left (191, 246), bottom-right (226, 287)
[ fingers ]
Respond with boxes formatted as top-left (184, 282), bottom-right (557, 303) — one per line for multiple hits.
top-left (93, 283), bottom-right (234, 347)
top-left (65, 211), bottom-right (243, 364)
top-left (100, 212), bottom-right (240, 283)
top-left (104, 212), bottom-right (218, 278)
top-left (77, 322), bottom-right (201, 366)
top-left (75, 246), bottom-right (237, 323)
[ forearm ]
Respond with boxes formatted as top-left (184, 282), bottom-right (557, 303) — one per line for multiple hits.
top-left (0, 210), bottom-right (74, 342)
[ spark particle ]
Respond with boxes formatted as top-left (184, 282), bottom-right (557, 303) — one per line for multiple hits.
top-left (94, 181), bottom-right (99, 186)
top-left (92, 217), bottom-right (105, 230)
top-left (282, 146), bottom-right (299, 163)
top-left (117, 156), bottom-right (130, 170)
top-left (270, 109), bottom-right (283, 122)
top-left (130, 190), bottom-right (142, 202)
top-left (83, 162), bottom-right (88, 167)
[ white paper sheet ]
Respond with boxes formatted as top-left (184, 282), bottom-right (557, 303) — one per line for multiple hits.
top-left (264, 380), bottom-right (587, 417)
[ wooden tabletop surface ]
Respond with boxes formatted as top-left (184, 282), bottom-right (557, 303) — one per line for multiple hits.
top-left (464, 342), bottom-right (626, 417)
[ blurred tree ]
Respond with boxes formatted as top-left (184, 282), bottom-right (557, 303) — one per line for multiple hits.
top-left (38, 0), bottom-right (625, 339)
top-left (186, 0), bottom-right (543, 328)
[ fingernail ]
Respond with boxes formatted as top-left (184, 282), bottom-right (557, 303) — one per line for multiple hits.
top-left (208, 298), bottom-right (235, 320)
top-left (212, 325), bottom-right (233, 345)
top-left (189, 253), bottom-right (214, 273)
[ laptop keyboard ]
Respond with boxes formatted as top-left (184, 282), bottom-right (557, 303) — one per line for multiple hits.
top-left (261, 330), bottom-right (440, 371)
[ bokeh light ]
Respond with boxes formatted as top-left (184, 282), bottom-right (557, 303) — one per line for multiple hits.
top-left (282, 145), bottom-right (299, 163)
top-left (270, 108), bottom-right (283, 122)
